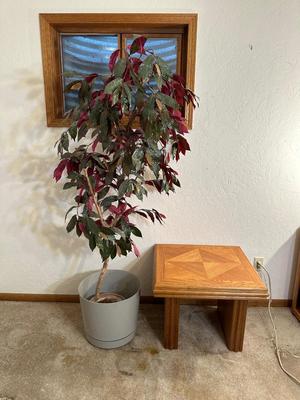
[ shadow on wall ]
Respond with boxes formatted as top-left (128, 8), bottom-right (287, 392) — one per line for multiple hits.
top-left (7, 69), bottom-right (87, 259)
top-left (7, 69), bottom-right (155, 294)
top-left (291, 228), bottom-right (300, 297)
top-left (268, 228), bottom-right (300, 299)
top-left (48, 247), bottom-right (155, 295)
top-left (4, 69), bottom-right (94, 293)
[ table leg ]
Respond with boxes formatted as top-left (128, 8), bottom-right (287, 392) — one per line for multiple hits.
top-left (164, 298), bottom-right (180, 349)
top-left (218, 299), bottom-right (248, 352)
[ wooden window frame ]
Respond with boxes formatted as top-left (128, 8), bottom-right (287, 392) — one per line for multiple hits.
top-left (39, 13), bottom-right (197, 128)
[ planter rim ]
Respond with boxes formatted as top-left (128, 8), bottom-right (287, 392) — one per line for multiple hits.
top-left (78, 269), bottom-right (140, 306)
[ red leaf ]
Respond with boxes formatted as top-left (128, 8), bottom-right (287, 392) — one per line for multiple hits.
top-left (171, 109), bottom-right (183, 119)
top-left (87, 196), bottom-right (94, 213)
top-left (174, 82), bottom-right (185, 106)
top-left (78, 222), bottom-right (85, 233)
top-left (92, 90), bottom-right (100, 99)
top-left (85, 73), bottom-right (98, 84)
top-left (92, 138), bottom-right (99, 152)
top-left (123, 65), bottom-right (131, 82)
top-left (177, 121), bottom-right (188, 134)
top-left (108, 205), bottom-right (119, 214)
top-left (106, 215), bottom-right (114, 225)
top-left (66, 160), bottom-right (78, 175)
top-left (170, 109), bottom-right (188, 134)
top-left (109, 49), bottom-right (120, 72)
top-left (129, 36), bottom-right (147, 55)
top-left (172, 73), bottom-right (185, 85)
top-left (131, 57), bottom-right (143, 73)
top-left (53, 159), bottom-right (68, 182)
top-left (131, 241), bottom-right (141, 257)
top-left (109, 202), bottom-right (127, 216)
top-left (98, 91), bottom-right (106, 101)
top-left (123, 206), bottom-right (137, 217)
top-left (77, 111), bottom-right (88, 128)
top-left (161, 84), bottom-right (171, 96)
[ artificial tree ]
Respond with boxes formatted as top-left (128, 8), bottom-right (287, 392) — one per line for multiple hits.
top-left (54, 36), bottom-right (197, 302)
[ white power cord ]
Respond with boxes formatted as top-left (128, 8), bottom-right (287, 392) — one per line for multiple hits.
top-left (257, 262), bottom-right (300, 385)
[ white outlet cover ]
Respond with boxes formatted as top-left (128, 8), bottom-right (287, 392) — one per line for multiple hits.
top-left (254, 257), bottom-right (264, 268)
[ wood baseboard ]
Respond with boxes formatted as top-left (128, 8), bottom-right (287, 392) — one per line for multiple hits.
top-left (0, 293), bottom-right (292, 307)
top-left (0, 293), bottom-right (80, 303)
top-left (180, 298), bottom-right (292, 307)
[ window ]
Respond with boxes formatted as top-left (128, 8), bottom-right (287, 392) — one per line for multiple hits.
top-left (39, 13), bottom-right (197, 128)
top-left (61, 35), bottom-right (119, 112)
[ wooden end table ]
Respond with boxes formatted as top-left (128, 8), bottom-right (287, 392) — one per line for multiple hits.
top-left (153, 244), bottom-right (268, 351)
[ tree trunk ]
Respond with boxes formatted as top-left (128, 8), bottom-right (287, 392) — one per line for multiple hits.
top-left (95, 259), bottom-right (109, 299)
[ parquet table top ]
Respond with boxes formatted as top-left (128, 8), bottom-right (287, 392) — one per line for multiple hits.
top-left (154, 244), bottom-right (268, 300)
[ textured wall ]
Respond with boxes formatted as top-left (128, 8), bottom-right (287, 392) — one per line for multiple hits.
top-left (0, 0), bottom-right (299, 298)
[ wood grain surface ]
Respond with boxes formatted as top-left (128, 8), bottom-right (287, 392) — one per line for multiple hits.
top-left (154, 244), bottom-right (268, 300)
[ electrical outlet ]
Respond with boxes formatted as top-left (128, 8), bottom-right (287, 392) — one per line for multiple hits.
top-left (254, 257), bottom-right (264, 270)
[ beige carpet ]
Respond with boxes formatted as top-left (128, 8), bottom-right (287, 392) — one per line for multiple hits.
top-left (0, 302), bottom-right (299, 400)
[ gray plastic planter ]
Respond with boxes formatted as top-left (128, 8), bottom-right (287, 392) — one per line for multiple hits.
top-left (78, 269), bottom-right (140, 349)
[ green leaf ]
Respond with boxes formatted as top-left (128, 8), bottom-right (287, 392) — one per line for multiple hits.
top-left (145, 151), bottom-right (153, 166)
top-left (138, 55), bottom-right (154, 81)
top-left (130, 226), bottom-right (142, 237)
top-left (135, 89), bottom-right (145, 108)
top-left (123, 84), bottom-right (132, 109)
top-left (79, 80), bottom-right (90, 99)
top-left (61, 132), bottom-right (69, 151)
top-left (89, 100), bottom-right (101, 125)
top-left (142, 96), bottom-right (156, 122)
top-left (98, 186), bottom-right (110, 200)
top-left (112, 87), bottom-right (120, 106)
top-left (156, 56), bottom-right (172, 79)
top-left (64, 79), bottom-right (81, 93)
top-left (104, 78), bottom-right (123, 94)
top-left (110, 244), bottom-right (117, 259)
top-left (123, 153), bottom-right (132, 175)
top-left (99, 226), bottom-right (115, 241)
top-left (64, 206), bottom-right (77, 221)
top-left (114, 59), bottom-right (126, 78)
top-left (63, 182), bottom-right (76, 190)
top-left (78, 123), bottom-right (88, 141)
top-left (132, 147), bottom-right (144, 170)
top-left (154, 73), bottom-right (163, 90)
top-left (118, 180), bottom-right (130, 197)
top-left (89, 235), bottom-right (96, 251)
top-left (157, 93), bottom-right (179, 109)
top-left (66, 215), bottom-right (77, 233)
top-left (134, 183), bottom-right (147, 200)
top-left (68, 123), bottom-right (77, 140)
top-left (101, 195), bottom-right (118, 209)
top-left (100, 110), bottom-right (108, 137)
top-left (112, 227), bottom-right (125, 239)
top-left (86, 218), bottom-right (100, 235)
top-left (99, 240), bottom-right (112, 260)
top-left (68, 170), bottom-right (81, 179)
top-left (117, 238), bottom-right (131, 256)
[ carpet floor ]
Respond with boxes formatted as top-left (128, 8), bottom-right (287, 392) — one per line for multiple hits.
top-left (0, 302), bottom-right (299, 400)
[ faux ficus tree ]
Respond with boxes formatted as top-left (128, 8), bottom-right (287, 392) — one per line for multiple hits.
top-left (54, 36), bottom-right (198, 302)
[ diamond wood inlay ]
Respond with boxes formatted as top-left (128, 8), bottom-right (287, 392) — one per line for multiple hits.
top-left (154, 244), bottom-right (268, 300)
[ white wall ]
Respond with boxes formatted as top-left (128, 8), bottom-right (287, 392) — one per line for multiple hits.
top-left (0, 0), bottom-right (299, 298)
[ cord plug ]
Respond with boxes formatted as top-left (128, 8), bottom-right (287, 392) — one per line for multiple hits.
top-left (254, 257), bottom-right (264, 271)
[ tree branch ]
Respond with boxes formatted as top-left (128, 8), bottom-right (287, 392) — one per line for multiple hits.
top-left (84, 168), bottom-right (108, 227)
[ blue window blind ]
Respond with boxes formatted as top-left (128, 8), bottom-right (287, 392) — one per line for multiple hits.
top-left (61, 35), bottom-right (178, 112)
top-left (125, 37), bottom-right (178, 74)
top-left (61, 35), bottom-right (118, 112)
